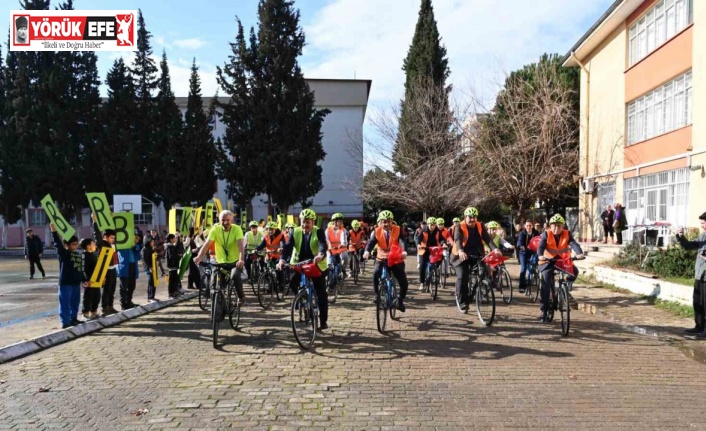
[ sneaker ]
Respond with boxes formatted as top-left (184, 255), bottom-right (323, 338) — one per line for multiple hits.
top-left (70, 318), bottom-right (81, 326)
top-left (82, 311), bottom-right (90, 319)
top-left (418, 283), bottom-right (424, 291)
top-left (397, 301), bottom-right (406, 312)
top-left (42, 275), bottom-right (46, 279)
top-left (318, 323), bottom-right (329, 331)
top-left (101, 307), bottom-right (115, 316)
top-left (684, 327), bottom-right (704, 334)
top-left (539, 312), bottom-right (549, 323)
top-left (28, 276), bottom-right (34, 280)
top-left (148, 298), bottom-right (159, 303)
top-left (460, 303), bottom-right (469, 311)
top-left (167, 296), bottom-right (176, 300)
top-left (61, 323), bottom-right (71, 329)
top-left (129, 302), bottom-right (140, 308)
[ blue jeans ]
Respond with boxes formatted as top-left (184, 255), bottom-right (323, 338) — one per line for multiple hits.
top-left (519, 252), bottom-right (529, 288)
top-left (58, 284), bottom-right (81, 326)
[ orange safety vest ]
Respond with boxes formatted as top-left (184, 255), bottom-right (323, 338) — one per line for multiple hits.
top-left (543, 230), bottom-right (570, 260)
top-left (440, 227), bottom-right (450, 241)
top-left (417, 229), bottom-right (442, 256)
top-left (327, 227), bottom-right (345, 255)
top-left (375, 225), bottom-right (400, 261)
top-left (265, 231), bottom-right (284, 259)
top-left (349, 229), bottom-right (365, 250)
top-left (452, 222), bottom-right (483, 256)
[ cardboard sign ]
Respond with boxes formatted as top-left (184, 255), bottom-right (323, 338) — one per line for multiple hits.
top-left (180, 207), bottom-right (193, 236)
top-left (287, 215), bottom-right (294, 226)
top-left (316, 216), bottom-right (323, 228)
top-left (169, 208), bottom-right (177, 234)
top-left (113, 212), bottom-right (135, 250)
top-left (152, 252), bottom-right (158, 286)
top-left (40, 194), bottom-right (76, 241)
top-left (213, 197), bottom-right (223, 215)
top-left (277, 214), bottom-right (285, 229)
top-left (86, 192), bottom-right (114, 231)
top-left (240, 209), bottom-right (248, 230)
top-left (204, 203), bottom-right (214, 229)
top-left (194, 207), bottom-right (203, 229)
top-left (90, 247), bottom-right (115, 286)
top-left (178, 246), bottom-right (192, 281)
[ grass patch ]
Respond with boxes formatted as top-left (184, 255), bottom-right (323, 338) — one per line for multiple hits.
top-left (662, 276), bottom-right (694, 287)
top-left (640, 296), bottom-right (695, 319)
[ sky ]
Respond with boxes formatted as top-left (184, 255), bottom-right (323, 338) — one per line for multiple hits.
top-left (2, 0), bottom-right (615, 111)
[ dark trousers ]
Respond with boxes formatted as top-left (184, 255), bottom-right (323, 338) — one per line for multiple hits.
top-left (693, 279), bottom-right (706, 330)
top-left (119, 263), bottom-right (137, 307)
top-left (418, 253), bottom-right (430, 283)
top-left (288, 270), bottom-right (328, 326)
top-left (28, 255), bottom-right (45, 277)
top-left (157, 257), bottom-right (166, 276)
top-left (188, 260), bottom-right (200, 289)
top-left (372, 260), bottom-right (408, 300)
top-left (539, 263), bottom-right (578, 312)
top-left (147, 273), bottom-right (156, 300)
top-left (101, 269), bottom-right (117, 309)
top-left (210, 266), bottom-right (245, 300)
top-left (603, 224), bottom-right (614, 240)
top-left (82, 287), bottom-right (101, 313)
top-left (616, 230), bottom-right (623, 244)
top-left (58, 284), bottom-right (80, 326)
top-left (168, 269), bottom-right (180, 296)
top-left (454, 258), bottom-right (478, 305)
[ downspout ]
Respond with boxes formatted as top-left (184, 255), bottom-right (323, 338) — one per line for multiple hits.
top-left (571, 51), bottom-right (591, 241)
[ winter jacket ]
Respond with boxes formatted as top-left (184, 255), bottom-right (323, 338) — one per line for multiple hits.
top-left (117, 242), bottom-right (142, 279)
top-left (165, 243), bottom-right (181, 269)
top-left (25, 235), bottom-right (44, 257)
top-left (52, 231), bottom-right (83, 286)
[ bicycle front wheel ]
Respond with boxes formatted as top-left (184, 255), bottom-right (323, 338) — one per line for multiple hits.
top-left (199, 273), bottom-right (210, 312)
top-left (256, 273), bottom-right (274, 309)
top-left (500, 267), bottom-right (513, 304)
top-left (228, 285), bottom-right (241, 330)
top-left (430, 270), bottom-right (439, 301)
top-left (327, 273), bottom-right (339, 305)
top-left (353, 257), bottom-right (359, 284)
top-left (475, 279), bottom-right (496, 326)
top-left (389, 279), bottom-right (398, 320)
top-left (250, 264), bottom-right (260, 295)
top-left (376, 287), bottom-right (387, 334)
top-left (559, 283), bottom-right (570, 336)
top-left (211, 291), bottom-right (224, 348)
top-left (291, 290), bottom-right (316, 349)
top-left (531, 269), bottom-right (540, 303)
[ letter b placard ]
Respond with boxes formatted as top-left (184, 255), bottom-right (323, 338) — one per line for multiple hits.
top-left (113, 212), bottom-right (135, 250)
top-left (40, 194), bottom-right (76, 241)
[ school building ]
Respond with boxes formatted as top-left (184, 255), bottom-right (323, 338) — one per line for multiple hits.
top-left (563, 0), bottom-right (705, 242)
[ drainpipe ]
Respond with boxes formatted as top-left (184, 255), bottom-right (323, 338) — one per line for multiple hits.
top-left (571, 51), bottom-right (591, 241)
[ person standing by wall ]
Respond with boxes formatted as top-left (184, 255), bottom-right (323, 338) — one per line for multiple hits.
top-left (614, 203), bottom-right (628, 245)
top-left (24, 229), bottom-right (46, 279)
top-left (676, 212), bottom-right (706, 336)
top-left (600, 205), bottom-right (615, 244)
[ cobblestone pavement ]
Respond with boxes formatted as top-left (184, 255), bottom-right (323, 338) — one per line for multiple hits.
top-left (1, 258), bottom-right (706, 430)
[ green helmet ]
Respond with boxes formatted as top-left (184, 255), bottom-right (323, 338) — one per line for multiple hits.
top-left (328, 221), bottom-right (334, 227)
top-left (427, 217), bottom-right (437, 225)
top-left (248, 220), bottom-right (258, 228)
top-left (436, 218), bottom-right (445, 226)
top-left (300, 208), bottom-right (316, 220)
top-left (351, 220), bottom-right (361, 229)
top-left (487, 221), bottom-right (500, 229)
top-left (549, 214), bottom-right (566, 225)
top-left (452, 217), bottom-right (461, 223)
top-left (463, 207), bottom-right (479, 217)
top-left (285, 223), bottom-right (294, 229)
top-left (266, 221), bottom-right (278, 229)
top-left (377, 210), bottom-right (394, 222)
top-left (331, 212), bottom-right (344, 221)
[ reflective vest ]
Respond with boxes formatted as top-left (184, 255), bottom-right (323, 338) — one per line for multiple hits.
top-left (291, 227), bottom-right (328, 272)
top-left (246, 231), bottom-right (263, 253)
top-left (417, 229), bottom-right (442, 256)
top-left (452, 222), bottom-right (483, 256)
top-left (327, 227), bottom-right (345, 255)
top-left (349, 229), bottom-right (365, 250)
top-left (265, 231), bottom-right (284, 259)
top-left (543, 230), bottom-right (570, 260)
top-left (375, 225), bottom-right (400, 261)
top-left (440, 227), bottom-right (450, 241)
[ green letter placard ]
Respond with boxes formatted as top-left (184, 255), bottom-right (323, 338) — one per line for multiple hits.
top-left (40, 194), bottom-right (75, 241)
top-left (113, 212), bottom-right (135, 250)
top-left (180, 207), bottom-right (193, 236)
top-left (86, 192), bottom-right (114, 231)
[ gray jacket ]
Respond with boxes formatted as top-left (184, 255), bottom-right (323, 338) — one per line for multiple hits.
top-left (677, 232), bottom-right (706, 281)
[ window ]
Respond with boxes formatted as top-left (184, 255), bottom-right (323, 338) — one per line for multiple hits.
top-left (628, 0), bottom-right (692, 66)
top-left (626, 71), bottom-right (692, 144)
top-left (134, 203), bottom-right (153, 225)
top-left (29, 210), bottom-right (47, 226)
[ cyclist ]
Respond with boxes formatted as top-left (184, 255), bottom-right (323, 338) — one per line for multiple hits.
top-left (283, 223), bottom-right (294, 243)
top-left (536, 214), bottom-right (584, 323)
top-left (363, 210), bottom-right (409, 312)
top-left (486, 221), bottom-right (514, 251)
top-left (279, 209), bottom-right (330, 330)
top-left (326, 213), bottom-right (349, 280)
top-left (244, 220), bottom-right (265, 281)
top-left (193, 210), bottom-right (246, 303)
top-left (416, 217), bottom-right (445, 291)
top-left (437, 218), bottom-right (451, 277)
top-left (348, 220), bottom-right (367, 273)
top-left (256, 221), bottom-right (286, 289)
top-left (517, 220), bottom-right (540, 293)
top-left (451, 207), bottom-right (500, 312)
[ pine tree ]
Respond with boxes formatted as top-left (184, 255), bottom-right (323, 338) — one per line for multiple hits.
top-left (130, 9), bottom-right (159, 200)
top-left (181, 59), bottom-right (216, 204)
top-left (216, 0), bottom-right (329, 214)
top-left (392, 0), bottom-right (451, 174)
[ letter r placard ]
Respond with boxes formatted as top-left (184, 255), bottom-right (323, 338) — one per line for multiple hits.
top-left (86, 192), bottom-right (114, 231)
top-left (40, 194), bottom-right (76, 241)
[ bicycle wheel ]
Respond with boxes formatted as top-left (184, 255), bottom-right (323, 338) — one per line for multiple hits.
top-left (430, 269), bottom-right (439, 301)
top-left (291, 290), bottom-right (316, 349)
top-left (250, 263), bottom-right (260, 295)
top-left (211, 291), bottom-right (224, 348)
top-left (353, 257), bottom-right (359, 285)
top-left (199, 273), bottom-right (210, 312)
top-left (375, 287), bottom-right (387, 334)
top-left (389, 279), bottom-right (398, 320)
top-left (440, 267), bottom-right (447, 290)
top-left (531, 269), bottom-right (540, 303)
top-left (360, 255), bottom-right (366, 274)
top-left (500, 267), bottom-right (513, 304)
top-left (559, 283), bottom-right (570, 336)
top-left (228, 284), bottom-right (240, 330)
top-left (327, 271), bottom-right (339, 305)
top-left (256, 273), bottom-right (274, 309)
top-left (475, 278), bottom-right (496, 326)
top-left (546, 286), bottom-right (555, 322)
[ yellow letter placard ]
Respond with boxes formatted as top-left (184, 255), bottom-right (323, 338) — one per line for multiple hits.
top-left (180, 207), bottom-right (193, 236)
top-left (86, 192), bottom-right (114, 231)
top-left (152, 252), bottom-right (159, 286)
top-left (204, 203), bottom-right (214, 229)
top-left (40, 194), bottom-right (76, 241)
top-left (240, 209), bottom-right (248, 230)
top-left (277, 214), bottom-right (285, 229)
top-left (194, 207), bottom-right (203, 229)
top-left (213, 197), bottom-right (223, 215)
top-left (91, 247), bottom-right (115, 286)
top-left (169, 208), bottom-right (177, 234)
top-left (287, 215), bottom-right (294, 226)
top-left (113, 212), bottom-right (135, 251)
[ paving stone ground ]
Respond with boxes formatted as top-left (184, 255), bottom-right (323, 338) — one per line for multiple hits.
top-left (1, 258), bottom-right (705, 430)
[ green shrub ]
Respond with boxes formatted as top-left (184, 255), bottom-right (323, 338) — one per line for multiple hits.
top-left (646, 245), bottom-right (697, 278)
top-left (610, 242), bottom-right (649, 271)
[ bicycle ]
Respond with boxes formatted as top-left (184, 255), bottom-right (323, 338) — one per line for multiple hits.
top-left (423, 246), bottom-right (444, 301)
top-left (348, 244), bottom-right (365, 284)
top-left (375, 258), bottom-right (399, 334)
top-left (455, 253), bottom-right (497, 326)
top-left (541, 255), bottom-right (584, 336)
top-left (326, 248), bottom-right (345, 304)
top-left (288, 260), bottom-right (321, 349)
top-left (198, 261), bottom-right (212, 312)
top-left (488, 255), bottom-right (512, 304)
top-left (246, 252), bottom-right (264, 295)
top-left (441, 247), bottom-right (450, 288)
top-left (523, 254), bottom-right (540, 303)
top-left (210, 263), bottom-right (243, 348)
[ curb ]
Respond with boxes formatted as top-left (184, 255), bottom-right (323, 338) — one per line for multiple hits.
top-left (0, 292), bottom-right (198, 365)
top-left (576, 300), bottom-right (706, 365)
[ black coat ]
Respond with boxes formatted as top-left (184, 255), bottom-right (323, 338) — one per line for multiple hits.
top-left (24, 235), bottom-right (44, 257)
top-left (601, 210), bottom-right (615, 227)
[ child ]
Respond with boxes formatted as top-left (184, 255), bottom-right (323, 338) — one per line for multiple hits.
top-left (142, 235), bottom-right (158, 302)
top-left (50, 223), bottom-right (85, 329)
top-left (80, 238), bottom-right (101, 320)
top-left (165, 234), bottom-right (180, 299)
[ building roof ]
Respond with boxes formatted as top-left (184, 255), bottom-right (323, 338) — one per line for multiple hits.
top-left (562, 0), bottom-right (643, 67)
